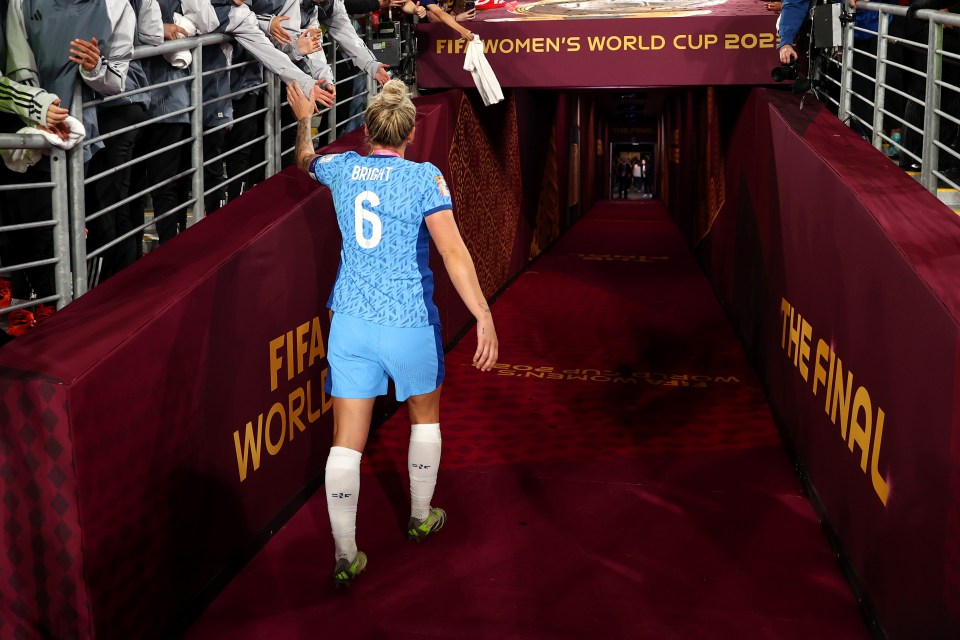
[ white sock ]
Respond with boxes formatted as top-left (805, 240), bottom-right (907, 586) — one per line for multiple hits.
top-left (325, 446), bottom-right (362, 562)
top-left (408, 423), bottom-right (442, 521)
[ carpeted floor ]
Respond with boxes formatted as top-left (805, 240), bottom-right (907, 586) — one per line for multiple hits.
top-left (183, 200), bottom-right (872, 640)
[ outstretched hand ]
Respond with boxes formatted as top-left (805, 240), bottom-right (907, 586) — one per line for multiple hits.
top-left (270, 16), bottom-right (292, 44)
top-left (286, 82), bottom-right (317, 120)
top-left (375, 64), bottom-right (391, 86)
top-left (296, 29), bottom-right (322, 54)
top-left (312, 81), bottom-right (336, 108)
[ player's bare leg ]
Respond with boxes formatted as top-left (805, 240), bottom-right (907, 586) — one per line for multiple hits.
top-left (333, 397), bottom-right (376, 451)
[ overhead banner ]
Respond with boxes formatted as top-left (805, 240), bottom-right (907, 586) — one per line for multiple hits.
top-left (416, 2), bottom-right (779, 89)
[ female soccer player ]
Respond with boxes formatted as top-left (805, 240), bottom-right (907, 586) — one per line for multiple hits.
top-left (287, 79), bottom-right (498, 587)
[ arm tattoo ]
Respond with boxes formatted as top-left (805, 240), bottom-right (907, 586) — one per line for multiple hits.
top-left (296, 117), bottom-right (315, 173)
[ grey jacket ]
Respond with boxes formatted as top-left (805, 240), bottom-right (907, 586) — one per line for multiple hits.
top-left (211, 0), bottom-right (315, 101)
top-left (6, 0), bottom-right (137, 159)
top-left (229, 0), bottom-right (287, 98)
top-left (310, 0), bottom-right (378, 81)
top-left (144, 0), bottom-right (219, 124)
top-left (259, 0), bottom-right (378, 84)
top-left (108, 0), bottom-right (163, 111)
top-left (6, 0), bottom-right (135, 106)
top-left (0, 72), bottom-right (59, 126)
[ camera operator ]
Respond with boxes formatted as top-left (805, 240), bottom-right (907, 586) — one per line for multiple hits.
top-left (776, 0), bottom-right (810, 65)
top-left (778, 0), bottom-right (905, 141)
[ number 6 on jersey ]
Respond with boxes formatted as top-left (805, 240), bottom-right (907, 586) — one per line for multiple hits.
top-left (354, 191), bottom-right (382, 249)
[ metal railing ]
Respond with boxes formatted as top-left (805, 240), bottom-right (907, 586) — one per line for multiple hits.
top-left (1, 19), bottom-right (413, 316)
top-left (67, 30), bottom-right (384, 299)
top-left (819, 2), bottom-right (960, 195)
top-left (0, 136), bottom-right (70, 315)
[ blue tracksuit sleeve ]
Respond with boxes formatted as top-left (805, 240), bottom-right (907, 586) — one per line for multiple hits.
top-left (778, 0), bottom-right (811, 48)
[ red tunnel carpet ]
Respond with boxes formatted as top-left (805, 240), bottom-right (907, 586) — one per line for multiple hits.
top-left (183, 200), bottom-right (871, 639)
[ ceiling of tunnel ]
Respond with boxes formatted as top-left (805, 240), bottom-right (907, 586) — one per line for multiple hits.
top-left (591, 89), bottom-right (671, 126)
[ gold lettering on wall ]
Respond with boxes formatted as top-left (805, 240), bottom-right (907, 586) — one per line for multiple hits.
top-left (234, 315), bottom-right (332, 482)
top-left (779, 298), bottom-right (890, 505)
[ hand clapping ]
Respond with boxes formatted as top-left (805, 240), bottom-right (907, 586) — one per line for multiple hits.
top-left (68, 37), bottom-right (101, 72)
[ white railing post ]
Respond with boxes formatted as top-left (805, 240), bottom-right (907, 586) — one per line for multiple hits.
top-left (265, 70), bottom-right (281, 177)
top-left (871, 9), bottom-right (889, 150)
top-left (49, 148), bottom-right (72, 307)
top-left (190, 41), bottom-right (206, 224)
top-left (67, 82), bottom-right (88, 298)
top-left (920, 20), bottom-right (943, 193)
top-left (838, 12), bottom-right (856, 126)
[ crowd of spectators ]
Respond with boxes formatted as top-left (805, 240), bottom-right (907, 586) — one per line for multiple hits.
top-left (1, 0), bottom-right (955, 343)
top-left (0, 0), bottom-right (475, 341)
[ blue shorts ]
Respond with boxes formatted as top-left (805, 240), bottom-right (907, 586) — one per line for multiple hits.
top-left (325, 313), bottom-right (444, 401)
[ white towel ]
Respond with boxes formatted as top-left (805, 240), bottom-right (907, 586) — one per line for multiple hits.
top-left (463, 36), bottom-right (490, 105)
top-left (463, 36), bottom-right (503, 107)
top-left (164, 14), bottom-right (198, 69)
top-left (1, 139), bottom-right (41, 172)
top-left (0, 116), bottom-right (86, 172)
top-left (475, 37), bottom-right (503, 106)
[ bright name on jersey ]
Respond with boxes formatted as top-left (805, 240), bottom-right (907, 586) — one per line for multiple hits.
top-left (351, 165), bottom-right (394, 181)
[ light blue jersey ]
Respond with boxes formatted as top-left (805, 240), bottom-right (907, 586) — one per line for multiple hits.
top-left (310, 150), bottom-right (453, 327)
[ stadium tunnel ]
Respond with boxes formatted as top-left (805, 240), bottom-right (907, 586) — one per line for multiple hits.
top-left (2, 12), bottom-right (960, 640)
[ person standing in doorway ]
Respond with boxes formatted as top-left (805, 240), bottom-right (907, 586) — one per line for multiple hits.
top-left (640, 155), bottom-right (652, 197)
top-left (616, 156), bottom-right (630, 199)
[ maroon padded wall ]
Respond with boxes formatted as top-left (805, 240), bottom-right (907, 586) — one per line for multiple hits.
top-left (666, 87), bottom-right (960, 639)
top-left (0, 88), bottom-right (560, 640)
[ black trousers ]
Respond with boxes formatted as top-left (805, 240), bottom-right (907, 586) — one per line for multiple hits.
top-left (849, 37), bottom-right (906, 135)
top-left (226, 92), bottom-right (265, 201)
top-left (130, 122), bottom-right (191, 245)
top-left (280, 102), bottom-right (298, 169)
top-left (86, 103), bottom-right (147, 282)
top-left (204, 128), bottom-right (227, 214)
top-left (0, 165), bottom-right (55, 300)
top-left (900, 24), bottom-right (960, 169)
